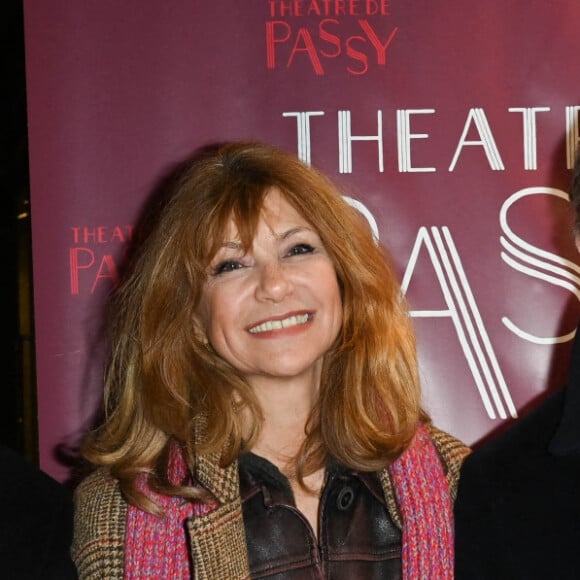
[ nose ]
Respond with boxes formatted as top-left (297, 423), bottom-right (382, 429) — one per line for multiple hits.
top-left (255, 262), bottom-right (293, 302)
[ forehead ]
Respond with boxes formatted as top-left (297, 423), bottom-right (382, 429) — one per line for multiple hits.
top-left (221, 187), bottom-right (312, 240)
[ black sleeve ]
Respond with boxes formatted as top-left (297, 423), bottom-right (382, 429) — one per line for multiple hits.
top-left (0, 445), bottom-right (78, 579)
top-left (454, 452), bottom-right (510, 580)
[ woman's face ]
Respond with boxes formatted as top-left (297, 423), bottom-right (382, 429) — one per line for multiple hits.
top-left (197, 187), bottom-right (343, 388)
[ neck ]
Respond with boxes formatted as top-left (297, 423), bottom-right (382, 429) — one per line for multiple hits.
top-left (244, 374), bottom-right (318, 472)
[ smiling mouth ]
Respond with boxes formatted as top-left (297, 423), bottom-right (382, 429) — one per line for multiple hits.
top-left (248, 313), bottom-right (311, 334)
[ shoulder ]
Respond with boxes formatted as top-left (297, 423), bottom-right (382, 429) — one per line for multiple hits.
top-left (0, 444), bottom-right (71, 503)
top-left (454, 389), bottom-right (579, 578)
top-left (73, 468), bottom-right (127, 579)
top-left (425, 423), bottom-right (471, 499)
top-left (461, 387), bottom-right (566, 482)
top-left (0, 445), bottom-right (77, 579)
top-left (378, 423), bottom-right (470, 527)
top-left (455, 387), bottom-right (567, 517)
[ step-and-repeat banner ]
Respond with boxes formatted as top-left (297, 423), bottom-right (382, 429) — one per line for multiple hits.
top-left (23, 0), bottom-right (580, 481)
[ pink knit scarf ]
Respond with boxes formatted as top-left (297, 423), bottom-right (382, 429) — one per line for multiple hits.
top-left (125, 424), bottom-right (453, 578)
top-left (388, 424), bottom-right (454, 579)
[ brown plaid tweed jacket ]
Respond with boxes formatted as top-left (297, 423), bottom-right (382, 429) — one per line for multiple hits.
top-left (72, 425), bottom-right (468, 579)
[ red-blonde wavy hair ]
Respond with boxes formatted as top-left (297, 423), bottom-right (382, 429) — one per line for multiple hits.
top-left (83, 141), bottom-right (427, 512)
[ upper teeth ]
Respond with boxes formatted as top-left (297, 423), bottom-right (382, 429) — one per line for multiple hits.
top-left (249, 313), bottom-right (309, 334)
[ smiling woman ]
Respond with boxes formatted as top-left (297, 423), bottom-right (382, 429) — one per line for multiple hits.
top-left (72, 141), bottom-right (470, 579)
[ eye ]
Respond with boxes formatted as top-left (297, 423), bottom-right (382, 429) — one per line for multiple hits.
top-left (212, 260), bottom-right (244, 276)
top-left (287, 243), bottom-right (315, 257)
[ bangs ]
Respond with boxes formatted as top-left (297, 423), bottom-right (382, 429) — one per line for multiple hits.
top-left (202, 181), bottom-right (271, 263)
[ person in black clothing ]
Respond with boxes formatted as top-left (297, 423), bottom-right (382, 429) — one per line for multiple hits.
top-left (0, 444), bottom-right (77, 579)
top-left (454, 156), bottom-right (580, 579)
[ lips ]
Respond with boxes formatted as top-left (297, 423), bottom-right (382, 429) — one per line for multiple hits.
top-left (248, 312), bottom-right (312, 334)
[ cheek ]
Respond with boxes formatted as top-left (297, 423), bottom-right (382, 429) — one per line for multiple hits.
top-left (199, 287), bottom-right (239, 342)
top-left (196, 289), bottom-right (220, 338)
top-left (324, 270), bottom-right (342, 306)
top-left (331, 278), bottom-right (344, 325)
top-left (331, 290), bottom-right (344, 329)
top-left (318, 271), bottom-right (343, 329)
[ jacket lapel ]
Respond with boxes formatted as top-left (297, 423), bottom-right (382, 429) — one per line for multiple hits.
top-left (188, 418), bottom-right (250, 579)
top-left (187, 490), bottom-right (250, 580)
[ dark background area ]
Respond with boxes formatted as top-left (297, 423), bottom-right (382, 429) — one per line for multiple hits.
top-left (1, 1), bottom-right (37, 461)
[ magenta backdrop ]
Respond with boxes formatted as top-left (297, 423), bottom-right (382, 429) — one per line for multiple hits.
top-left (23, 0), bottom-right (580, 481)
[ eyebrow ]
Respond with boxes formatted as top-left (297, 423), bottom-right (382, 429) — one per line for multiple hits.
top-left (260, 226), bottom-right (316, 242)
top-left (218, 227), bottom-right (315, 249)
top-left (276, 226), bottom-right (318, 241)
top-left (220, 240), bottom-right (243, 250)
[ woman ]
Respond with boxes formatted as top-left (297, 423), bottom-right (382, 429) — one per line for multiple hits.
top-left (73, 141), bottom-right (469, 579)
